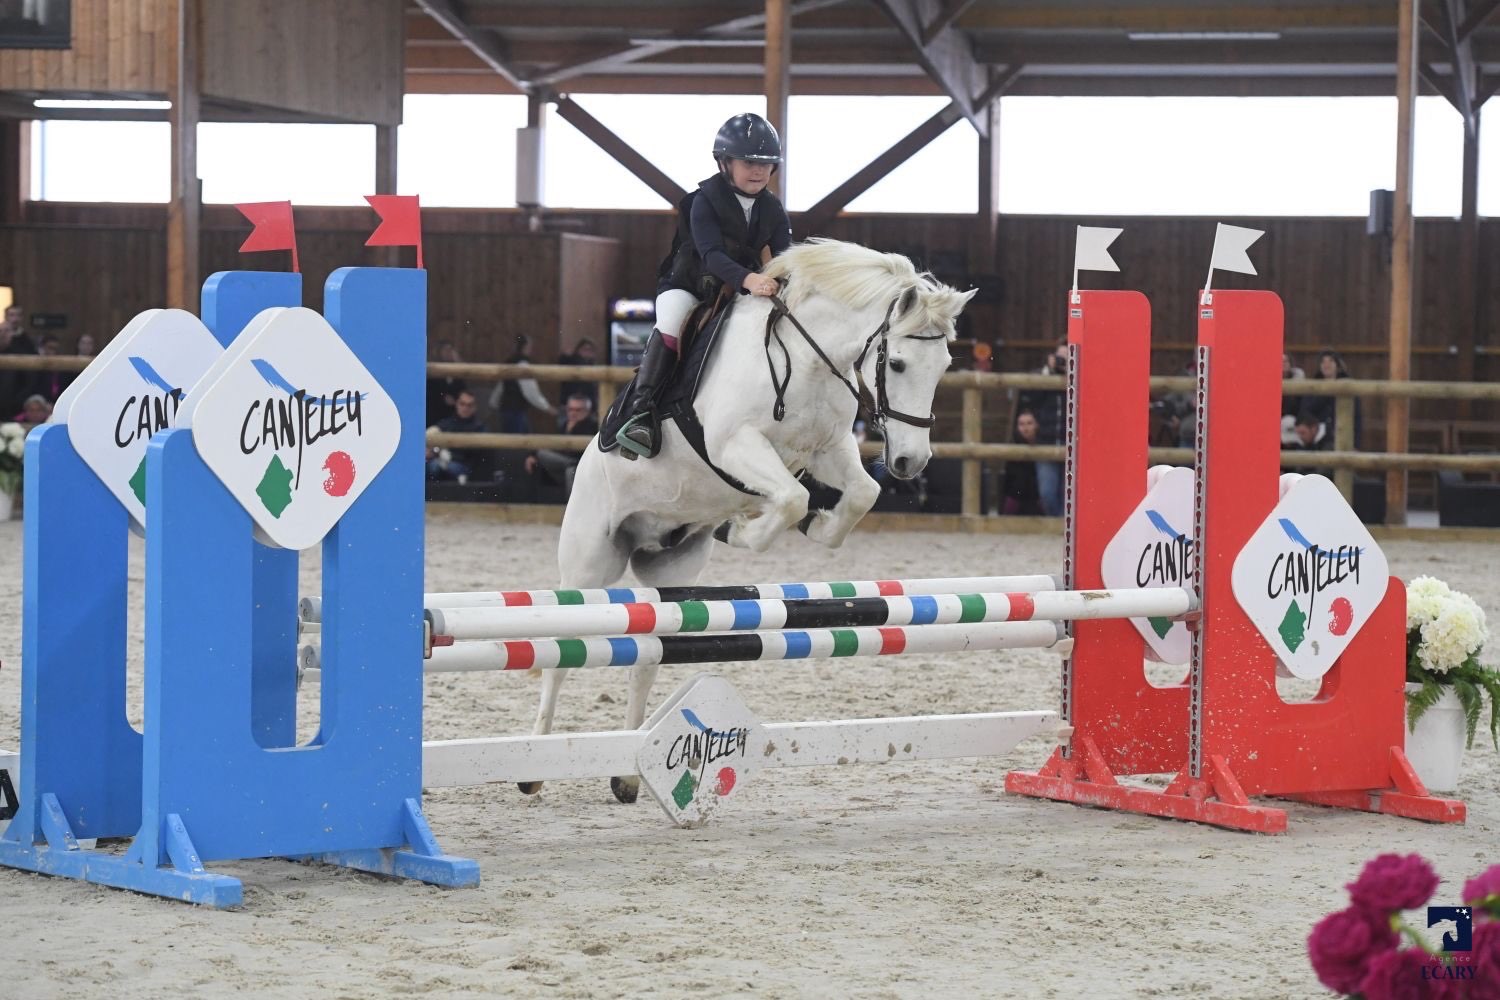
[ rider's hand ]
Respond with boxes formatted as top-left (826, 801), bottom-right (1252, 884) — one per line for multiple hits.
top-left (743, 273), bottom-right (778, 297)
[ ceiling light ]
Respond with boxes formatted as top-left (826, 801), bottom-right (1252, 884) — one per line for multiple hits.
top-left (33, 98), bottom-right (172, 110)
top-left (1127, 32), bottom-right (1282, 41)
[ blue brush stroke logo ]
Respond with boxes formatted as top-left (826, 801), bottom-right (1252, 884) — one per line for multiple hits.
top-left (680, 708), bottom-right (709, 732)
top-left (252, 358), bottom-right (366, 406)
top-left (1145, 509), bottom-right (1188, 542)
top-left (128, 356), bottom-right (181, 397)
top-left (1279, 517), bottom-right (1363, 561)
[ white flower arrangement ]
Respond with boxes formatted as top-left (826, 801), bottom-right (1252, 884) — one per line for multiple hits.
top-left (0, 421), bottom-right (25, 495)
top-left (1405, 576), bottom-right (1499, 748)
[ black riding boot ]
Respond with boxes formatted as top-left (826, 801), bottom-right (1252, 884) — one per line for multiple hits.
top-left (614, 330), bottom-right (677, 458)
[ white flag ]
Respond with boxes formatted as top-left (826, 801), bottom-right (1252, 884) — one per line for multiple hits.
top-left (1072, 226), bottom-right (1123, 302)
top-left (1074, 226), bottom-right (1123, 274)
top-left (1209, 223), bottom-right (1263, 276)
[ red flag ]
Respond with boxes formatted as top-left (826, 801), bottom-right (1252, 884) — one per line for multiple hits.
top-left (364, 194), bottom-right (423, 269)
top-left (235, 201), bottom-right (299, 273)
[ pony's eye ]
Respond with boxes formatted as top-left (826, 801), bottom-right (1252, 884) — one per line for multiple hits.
top-left (890, 359), bottom-right (906, 374)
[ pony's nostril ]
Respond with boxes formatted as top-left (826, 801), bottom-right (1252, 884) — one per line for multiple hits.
top-left (893, 456), bottom-right (909, 476)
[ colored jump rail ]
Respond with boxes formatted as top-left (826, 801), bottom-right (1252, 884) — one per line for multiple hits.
top-left (422, 711), bottom-right (1065, 788)
top-left (301, 619), bottom-right (1070, 675)
top-left (424, 588), bottom-right (1195, 642)
top-left (297, 574), bottom-right (1062, 622)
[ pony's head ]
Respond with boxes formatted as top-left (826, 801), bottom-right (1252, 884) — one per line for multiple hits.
top-left (764, 240), bottom-right (977, 479)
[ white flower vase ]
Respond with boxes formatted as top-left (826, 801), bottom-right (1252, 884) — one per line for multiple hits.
top-left (0, 489), bottom-right (13, 522)
top-left (1404, 682), bottom-right (1467, 792)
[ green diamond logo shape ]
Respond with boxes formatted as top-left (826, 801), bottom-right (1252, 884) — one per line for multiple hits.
top-left (1278, 600), bottom-right (1307, 653)
top-left (256, 454), bottom-right (294, 518)
top-left (128, 456), bottom-right (147, 507)
top-left (1148, 616), bottom-right (1173, 639)
top-left (671, 770), bottom-right (698, 810)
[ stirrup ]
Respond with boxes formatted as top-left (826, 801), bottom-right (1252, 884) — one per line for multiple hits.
top-left (615, 413), bottom-right (657, 458)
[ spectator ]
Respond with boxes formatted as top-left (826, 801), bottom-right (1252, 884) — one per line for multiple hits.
top-left (1285, 411), bottom-right (1331, 452)
top-left (1, 304), bottom-right (38, 416)
top-left (56, 333), bottom-right (96, 396)
top-left (1155, 360), bottom-right (1198, 449)
top-left (426, 390), bottom-right (486, 483)
top-left (1016, 340), bottom-right (1067, 516)
top-left (1281, 351), bottom-right (1307, 420)
top-left (488, 334), bottom-right (556, 434)
top-left (557, 337), bottom-right (599, 409)
top-left (425, 339), bottom-right (467, 428)
top-left (1001, 408), bottom-right (1043, 516)
top-left (1303, 349), bottom-right (1361, 447)
top-left (15, 393), bottom-right (52, 429)
top-left (525, 392), bottom-right (598, 496)
top-left (29, 334), bottom-right (66, 402)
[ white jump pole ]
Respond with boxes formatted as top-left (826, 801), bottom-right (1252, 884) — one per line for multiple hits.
top-left (424, 588), bottom-right (1195, 642)
top-left (298, 574), bottom-right (1063, 623)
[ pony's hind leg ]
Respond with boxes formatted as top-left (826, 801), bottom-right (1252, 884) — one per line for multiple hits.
top-left (519, 458), bottom-right (633, 796)
top-left (607, 527), bottom-right (716, 804)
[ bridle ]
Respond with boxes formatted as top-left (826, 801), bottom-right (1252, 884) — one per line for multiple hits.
top-left (763, 285), bottom-right (944, 434)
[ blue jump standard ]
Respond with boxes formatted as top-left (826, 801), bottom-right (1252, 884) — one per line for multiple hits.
top-left (0, 268), bottom-right (477, 905)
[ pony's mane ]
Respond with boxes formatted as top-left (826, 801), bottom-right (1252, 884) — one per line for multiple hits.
top-left (762, 238), bottom-right (968, 339)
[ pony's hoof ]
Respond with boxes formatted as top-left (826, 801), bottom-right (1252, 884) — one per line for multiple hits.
top-left (517, 781), bottom-right (544, 796)
top-left (610, 776), bottom-right (640, 804)
top-left (712, 521), bottom-right (732, 543)
top-left (796, 511), bottom-right (817, 535)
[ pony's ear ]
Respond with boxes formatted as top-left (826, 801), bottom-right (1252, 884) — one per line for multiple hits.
top-left (898, 285), bottom-right (920, 316)
top-left (932, 286), bottom-right (977, 318)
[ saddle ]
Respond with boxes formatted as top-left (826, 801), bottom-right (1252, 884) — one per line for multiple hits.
top-left (599, 290), bottom-right (753, 493)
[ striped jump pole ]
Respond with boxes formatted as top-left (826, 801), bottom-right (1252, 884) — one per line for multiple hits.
top-left (302, 619), bottom-right (1068, 675)
top-left (424, 588), bottom-right (1195, 643)
top-left (297, 574), bottom-right (1062, 623)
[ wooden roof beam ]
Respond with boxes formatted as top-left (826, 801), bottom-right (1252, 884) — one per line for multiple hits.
top-left (412, 0), bottom-right (528, 91)
top-left (551, 97), bottom-right (687, 206)
top-left (534, 0), bottom-right (849, 86)
top-left (921, 0), bottom-right (978, 46)
top-left (870, 0), bottom-right (988, 136)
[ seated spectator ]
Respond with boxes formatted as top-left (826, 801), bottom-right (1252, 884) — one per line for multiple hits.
top-left (1001, 409), bottom-right (1044, 515)
top-left (1285, 411), bottom-right (1331, 452)
top-left (29, 335), bottom-right (66, 402)
top-left (525, 392), bottom-right (598, 496)
top-left (15, 393), bottom-right (53, 429)
top-left (557, 338), bottom-right (599, 409)
top-left (489, 334), bottom-right (556, 434)
top-left (426, 390), bottom-right (485, 483)
top-left (1281, 352), bottom-right (1307, 419)
top-left (56, 333), bottom-right (96, 396)
top-left (1016, 342), bottom-right (1067, 515)
top-left (1304, 349), bottom-right (1361, 446)
top-left (1, 304), bottom-right (38, 416)
top-left (425, 339), bottom-right (467, 427)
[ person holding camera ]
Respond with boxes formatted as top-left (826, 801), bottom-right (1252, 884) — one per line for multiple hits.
top-left (1016, 340), bottom-right (1068, 516)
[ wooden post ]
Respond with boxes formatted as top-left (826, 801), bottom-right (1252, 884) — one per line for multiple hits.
top-left (974, 81), bottom-right (1001, 274)
top-left (764, 0), bottom-right (791, 200)
top-left (166, 0), bottom-right (202, 311)
top-left (1455, 103), bottom-right (1480, 414)
top-left (1385, 0), bottom-right (1418, 525)
top-left (1334, 396), bottom-right (1355, 502)
top-left (375, 124), bottom-right (401, 266)
top-left (0, 120), bottom-right (29, 224)
top-left (961, 387), bottom-right (983, 517)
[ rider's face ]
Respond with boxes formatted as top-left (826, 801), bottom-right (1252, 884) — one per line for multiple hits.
top-left (728, 158), bottom-right (772, 194)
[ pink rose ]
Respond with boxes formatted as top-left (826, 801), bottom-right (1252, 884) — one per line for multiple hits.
top-left (1309, 906), bottom-right (1399, 994)
top-left (1348, 854), bottom-right (1440, 914)
top-left (1471, 920), bottom-right (1500, 1000)
top-left (1359, 948), bottom-right (1454, 1000)
top-left (1465, 865), bottom-right (1500, 920)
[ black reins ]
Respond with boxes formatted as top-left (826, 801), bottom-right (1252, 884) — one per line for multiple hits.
top-left (762, 283), bottom-right (940, 432)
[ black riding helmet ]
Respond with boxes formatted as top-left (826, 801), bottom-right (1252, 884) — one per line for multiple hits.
top-left (713, 112), bottom-right (782, 166)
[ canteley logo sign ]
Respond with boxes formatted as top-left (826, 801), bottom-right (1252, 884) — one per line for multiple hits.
top-left (58, 309), bottom-right (223, 531)
top-left (1230, 475), bottom-right (1388, 680)
top-left (179, 307), bottom-right (399, 550)
top-left (1101, 466), bottom-right (1195, 664)
top-left (637, 674), bottom-right (762, 828)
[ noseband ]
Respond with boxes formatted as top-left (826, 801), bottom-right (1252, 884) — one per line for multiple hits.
top-left (763, 288), bottom-right (942, 433)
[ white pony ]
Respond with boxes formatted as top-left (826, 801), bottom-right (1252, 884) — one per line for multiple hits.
top-left (524, 238), bottom-right (976, 802)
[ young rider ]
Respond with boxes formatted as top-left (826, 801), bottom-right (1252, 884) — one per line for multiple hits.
top-left (614, 112), bottom-right (793, 456)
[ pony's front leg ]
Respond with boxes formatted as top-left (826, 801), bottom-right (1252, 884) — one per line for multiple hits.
top-left (713, 428), bottom-right (810, 553)
top-left (801, 433), bottom-right (881, 549)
